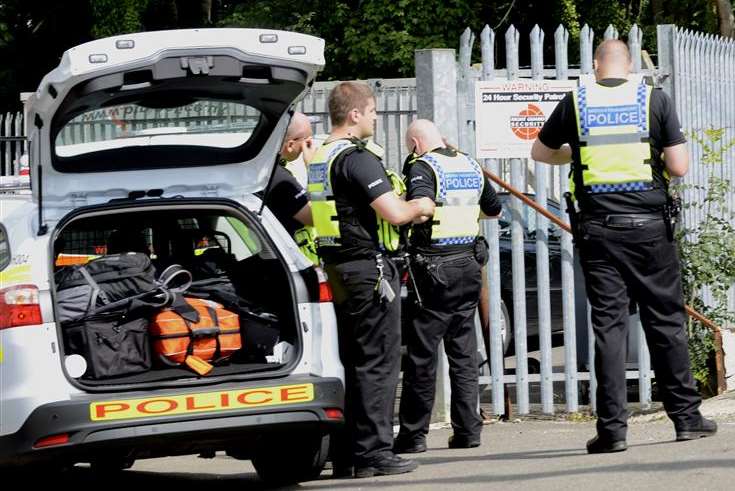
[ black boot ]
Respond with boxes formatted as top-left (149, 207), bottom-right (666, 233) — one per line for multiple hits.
top-left (354, 453), bottom-right (419, 478)
top-left (586, 435), bottom-right (627, 454)
top-left (448, 434), bottom-right (481, 449)
top-left (676, 417), bottom-right (718, 441)
top-left (393, 435), bottom-right (427, 454)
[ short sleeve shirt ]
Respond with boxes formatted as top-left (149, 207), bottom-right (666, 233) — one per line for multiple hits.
top-left (262, 164), bottom-right (309, 236)
top-left (537, 79), bottom-right (686, 215)
top-left (321, 145), bottom-right (394, 263)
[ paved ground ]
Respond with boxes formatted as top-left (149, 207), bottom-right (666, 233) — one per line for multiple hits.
top-left (53, 404), bottom-right (735, 490)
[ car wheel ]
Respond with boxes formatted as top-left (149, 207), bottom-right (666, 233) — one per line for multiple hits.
top-left (253, 432), bottom-right (329, 485)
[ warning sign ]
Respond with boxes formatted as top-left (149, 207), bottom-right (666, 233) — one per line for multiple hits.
top-left (475, 79), bottom-right (577, 159)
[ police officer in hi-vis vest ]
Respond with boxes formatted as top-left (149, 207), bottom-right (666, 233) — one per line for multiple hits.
top-left (261, 112), bottom-right (319, 264)
top-left (393, 120), bottom-right (501, 454)
top-left (532, 39), bottom-right (716, 453)
top-left (307, 82), bottom-right (435, 478)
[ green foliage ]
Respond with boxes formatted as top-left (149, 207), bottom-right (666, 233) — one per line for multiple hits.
top-left (90, 0), bottom-right (148, 38)
top-left (675, 128), bottom-right (735, 395)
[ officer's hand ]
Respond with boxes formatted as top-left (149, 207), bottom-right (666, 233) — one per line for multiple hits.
top-left (414, 196), bottom-right (436, 217)
top-left (300, 137), bottom-right (316, 164)
top-left (413, 215), bottom-right (431, 224)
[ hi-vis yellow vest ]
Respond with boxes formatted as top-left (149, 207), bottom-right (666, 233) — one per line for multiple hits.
top-left (279, 162), bottom-right (319, 265)
top-left (307, 138), bottom-right (404, 252)
top-left (415, 151), bottom-right (484, 246)
top-left (572, 80), bottom-right (653, 197)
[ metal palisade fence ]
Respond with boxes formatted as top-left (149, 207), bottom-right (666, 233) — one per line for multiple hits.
top-left (449, 23), bottom-right (658, 417)
top-left (658, 25), bottom-right (735, 314)
top-left (0, 112), bottom-right (25, 176)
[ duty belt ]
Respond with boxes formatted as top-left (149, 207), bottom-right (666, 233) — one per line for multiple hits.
top-left (584, 212), bottom-right (663, 228)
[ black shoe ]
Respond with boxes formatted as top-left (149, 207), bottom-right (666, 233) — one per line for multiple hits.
top-left (586, 435), bottom-right (627, 454)
top-left (448, 434), bottom-right (481, 449)
top-left (354, 453), bottom-right (418, 478)
top-left (393, 436), bottom-right (427, 454)
top-left (676, 417), bottom-right (718, 441)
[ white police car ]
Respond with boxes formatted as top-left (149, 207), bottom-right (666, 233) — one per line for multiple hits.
top-left (0, 28), bottom-right (344, 483)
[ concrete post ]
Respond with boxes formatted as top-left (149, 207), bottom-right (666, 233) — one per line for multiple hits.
top-left (414, 48), bottom-right (459, 423)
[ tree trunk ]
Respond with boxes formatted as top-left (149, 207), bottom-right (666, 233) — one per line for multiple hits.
top-left (713, 0), bottom-right (735, 37)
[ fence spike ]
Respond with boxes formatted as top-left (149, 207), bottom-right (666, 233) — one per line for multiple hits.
top-left (580, 24), bottom-right (594, 74)
top-left (604, 24), bottom-right (618, 40)
top-left (480, 24), bottom-right (496, 80)
top-left (628, 24), bottom-right (643, 73)
top-left (459, 27), bottom-right (474, 69)
top-left (555, 25), bottom-right (569, 80)
top-left (505, 25), bottom-right (520, 79)
top-left (530, 25), bottom-right (545, 80)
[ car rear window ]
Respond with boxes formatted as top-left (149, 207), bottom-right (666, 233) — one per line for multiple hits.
top-left (55, 100), bottom-right (261, 158)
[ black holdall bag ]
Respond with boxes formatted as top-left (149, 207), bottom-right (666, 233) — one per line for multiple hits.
top-left (55, 252), bottom-right (157, 323)
top-left (61, 265), bottom-right (193, 379)
top-left (64, 311), bottom-right (151, 379)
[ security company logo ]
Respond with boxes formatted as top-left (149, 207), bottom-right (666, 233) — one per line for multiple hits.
top-left (510, 104), bottom-right (545, 140)
top-left (585, 104), bottom-right (640, 128)
top-left (445, 172), bottom-right (482, 191)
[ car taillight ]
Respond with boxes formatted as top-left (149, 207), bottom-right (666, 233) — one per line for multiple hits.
top-left (34, 433), bottom-right (70, 448)
top-left (0, 284), bottom-right (42, 330)
top-left (325, 408), bottom-right (343, 420)
top-left (316, 268), bottom-right (333, 303)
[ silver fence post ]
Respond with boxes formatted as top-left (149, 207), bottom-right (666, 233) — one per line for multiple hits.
top-left (505, 24), bottom-right (530, 415)
top-left (480, 24), bottom-right (506, 416)
top-left (458, 28), bottom-right (477, 153)
top-left (628, 24), bottom-right (643, 74)
top-left (415, 48), bottom-right (458, 422)
top-left (580, 24), bottom-right (594, 75)
top-left (530, 25), bottom-right (554, 415)
top-left (555, 24), bottom-right (579, 414)
top-left (656, 25), bottom-right (676, 100)
top-left (638, 318), bottom-right (652, 409)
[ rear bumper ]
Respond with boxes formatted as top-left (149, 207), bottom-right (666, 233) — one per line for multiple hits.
top-left (0, 376), bottom-right (343, 467)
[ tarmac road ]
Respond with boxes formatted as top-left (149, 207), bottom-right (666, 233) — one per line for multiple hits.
top-left (48, 417), bottom-right (735, 490)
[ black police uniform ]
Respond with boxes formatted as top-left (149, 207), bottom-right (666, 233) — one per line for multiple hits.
top-left (261, 163), bottom-right (309, 236)
top-left (538, 79), bottom-right (704, 443)
top-left (320, 147), bottom-right (403, 469)
top-left (396, 147), bottom-right (501, 448)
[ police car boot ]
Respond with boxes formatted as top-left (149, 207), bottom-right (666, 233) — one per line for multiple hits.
top-left (675, 417), bottom-right (717, 441)
top-left (354, 453), bottom-right (419, 478)
top-left (586, 435), bottom-right (627, 454)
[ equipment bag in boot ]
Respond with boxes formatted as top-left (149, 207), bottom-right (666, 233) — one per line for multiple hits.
top-left (150, 297), bottom-right (241, 371)
top-left (55, 252), bottom-right (157, 323)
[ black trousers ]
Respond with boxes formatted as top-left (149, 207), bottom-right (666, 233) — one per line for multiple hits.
top-left (578, 218), bottom-right (702, 441)
top-left (398, 253), bottom-right (483, 442)
top-left (325, 257), bottom-right (401, 464)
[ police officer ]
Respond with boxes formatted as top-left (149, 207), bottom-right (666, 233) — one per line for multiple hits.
top-left (393, 120), bottom-right (501, 453)
top-left (531, 39), bottom-right (717, 453)
top-left (262, 112), bottom-right (318, 264)
top-left (307, 82), bottom-right (435, 477)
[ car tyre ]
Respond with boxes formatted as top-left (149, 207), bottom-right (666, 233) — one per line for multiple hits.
top-left (253, 432), bottom-right (329, 485)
